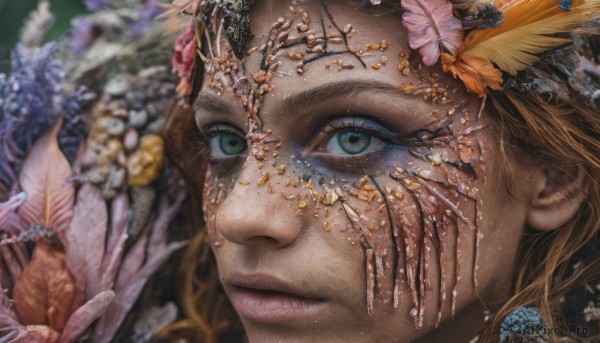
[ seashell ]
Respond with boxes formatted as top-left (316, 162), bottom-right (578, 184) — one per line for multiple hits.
top-left (80, 149), bottom-right (97, 168)
top-left (126, 134), bottom-right (164, 187)
top-left (106, 118), bottom-right (126, 136)
top-left (111, 108), bottom-right (128, 118)
top-left (104, 74), bottom-right (129, 97)
top-left (94, 116), bottom-right (111, 130)
top-left (101, 187), bottom-right (117, 200)
top-left (117, 151), bottom-right (127, 167)
top-left (106, 99), bottom-right (128, 110)
top-left (106, 168), bottom-right (125, 189)
top-left (145, 117), bottom-right (165, 134)
top-left (96, 148), bottom-right (113, 167)
top-left (124, 128), bottom-right (139, 152)
top-left (145, 103), bottom-right (158, 118)
top-left (88, 167), bottom-right (107, 184)
top-left (104, 139), bottom-right (123, 160)
top-left (128, 110), bottom-right (148, 129)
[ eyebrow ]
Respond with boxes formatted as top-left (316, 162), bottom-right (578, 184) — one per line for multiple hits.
top-left (279, 79), bottom-right (407, 120)
top-left (194, 92), bottom-right (237, 117)
top-left (194, 79), bottom-right (410, 121)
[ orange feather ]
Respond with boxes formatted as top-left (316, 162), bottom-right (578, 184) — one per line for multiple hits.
top-left (461, 0), bottom-right (600, 75)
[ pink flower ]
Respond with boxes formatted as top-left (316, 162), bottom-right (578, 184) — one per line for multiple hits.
top-left (401, 0), bottom-right (464, 66)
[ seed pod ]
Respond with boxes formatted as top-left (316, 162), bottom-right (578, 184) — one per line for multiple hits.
top-left (297, 23), bottom-right (309, 33)
top-left (323, 189), bottom-right (339, 205)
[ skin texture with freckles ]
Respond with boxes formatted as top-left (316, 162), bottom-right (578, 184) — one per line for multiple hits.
top-left (193, 1), bottom-right (542, 342)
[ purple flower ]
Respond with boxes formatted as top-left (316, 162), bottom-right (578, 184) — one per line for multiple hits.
top-left (69, 17), bottom-right (104, 54)
top-left (130, 0), bottom-right (165, 39)
top-left (0, 43), bottom-right (63, 182)
top-left (59, 86), bottom-right (95, 164)
top-left (85, 0), bottom-right (106, 12)
top-left (0, 43), bottom-right (94, 188)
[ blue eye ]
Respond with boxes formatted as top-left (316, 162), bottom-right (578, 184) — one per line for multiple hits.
top-left (327, 130), bottom-right (374, 155)
top-left (209, 133), bottom-right (247, 157)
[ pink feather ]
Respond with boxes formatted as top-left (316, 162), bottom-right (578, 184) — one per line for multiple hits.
top-left (401, 0), bottom-right (464, 66)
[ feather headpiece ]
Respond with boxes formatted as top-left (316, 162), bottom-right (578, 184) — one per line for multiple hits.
top-left (168, 0), bottom-right (600, 97)
top-left (442, 0), bottom-right (600, 95)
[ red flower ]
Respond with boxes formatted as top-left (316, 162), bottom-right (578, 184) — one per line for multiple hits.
top-left (173, 18), bottom-right (197, 96)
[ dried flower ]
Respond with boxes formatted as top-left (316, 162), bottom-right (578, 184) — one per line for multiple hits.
top-left (441, 52), bottom-right (503, 96)
top-left (0, 43), bottom-right (63, 187)
top-left (19, 0), bottom-right (55, 48)
top-left (85, 0), bottom-right (106, 12)
top-left (172, 19), bottom-right (197, 96)
top-left (401, 0), bottom-right (464, 66)
top-left (69, 17), bottom-right (104, 54)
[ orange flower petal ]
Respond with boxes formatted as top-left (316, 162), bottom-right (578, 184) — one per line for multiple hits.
top-left (13, 241), bottom-right (82, 332)
top-left (441, 52), bottom-right (503, 96)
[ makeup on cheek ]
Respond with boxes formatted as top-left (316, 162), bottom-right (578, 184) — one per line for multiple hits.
top-left (201, 117), bottom-right (486, 326)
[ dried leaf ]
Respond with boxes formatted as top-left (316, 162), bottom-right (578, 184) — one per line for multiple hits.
top-left (0, 324), bottom-right (24, 343)
top-left (148, 189), bottom-right (186, 253)
top-left (98, 193), bottom-right (128, 293)
top-left (0, 193), bottom-right (26, 234)
top-left (12, 241), bottom-right (81, 332)
top-left (65, 183), bottom-right (107, 300)
top-left (401, 0), bottom-right (464, 66)
top-left (441, 51), bottom-right (503, 95)
top-left (18, 119), bottom-right (75, 238)
top-left (0, 244), bottom-right (28, 290)
top-left (95, 241), bottom-right (187, 343)
top-left (16, 325), bottom-right (60, 343)
top-left (59, 290), bottom-right (115, 343)
top-left (0, 287), bottom-right (18, 325)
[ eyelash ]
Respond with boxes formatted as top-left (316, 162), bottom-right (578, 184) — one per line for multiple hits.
top-left (197, 116), bottom-right (415, 165)
top-left (312, 116), bottom-right (408, 152)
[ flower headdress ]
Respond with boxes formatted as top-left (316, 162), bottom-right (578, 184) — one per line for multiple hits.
top-left (169, 0), bottom-right (600, 103)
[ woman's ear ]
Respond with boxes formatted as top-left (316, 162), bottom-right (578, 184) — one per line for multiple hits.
top-left (527, 164), bottom-right (587, 231)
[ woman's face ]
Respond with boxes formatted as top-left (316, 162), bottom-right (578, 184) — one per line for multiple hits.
top-left (193, 1), bottom-right (533, 341)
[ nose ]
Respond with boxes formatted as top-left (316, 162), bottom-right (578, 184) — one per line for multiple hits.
top-left (214, 161), bottom-right (303, 248)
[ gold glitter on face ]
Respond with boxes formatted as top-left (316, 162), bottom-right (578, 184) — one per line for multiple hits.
top-left (192, 1), bottom-right (532, 342)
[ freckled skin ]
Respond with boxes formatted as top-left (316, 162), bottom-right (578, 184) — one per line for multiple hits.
top-left (193, 1), bottom-right (536, 342)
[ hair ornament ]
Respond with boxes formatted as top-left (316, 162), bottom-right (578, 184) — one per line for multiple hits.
top-left (168, 0), bottom-right (600, 99)
top-left (499, 306), bottom-right (543, 342)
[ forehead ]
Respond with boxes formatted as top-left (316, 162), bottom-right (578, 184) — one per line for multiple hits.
top-left (198, 0), bottom-right (470, 129)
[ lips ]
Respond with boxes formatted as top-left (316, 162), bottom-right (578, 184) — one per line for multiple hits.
top-left (227, 272), bottom-right (327, 323)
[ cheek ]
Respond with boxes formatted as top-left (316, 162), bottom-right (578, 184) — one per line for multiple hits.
top-left (202, 119), bottom-right (487, 316)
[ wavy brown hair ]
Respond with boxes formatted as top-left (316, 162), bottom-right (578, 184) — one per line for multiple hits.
top-left (480, 91), bottom-right (600, 342)
top-left (157, 103), bottom-right (244, 343)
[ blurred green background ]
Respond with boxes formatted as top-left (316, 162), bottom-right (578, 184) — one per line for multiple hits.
top-left (0, 0), bottom-right (87, 72)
